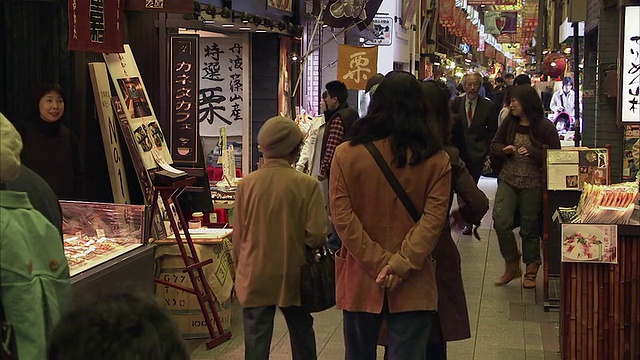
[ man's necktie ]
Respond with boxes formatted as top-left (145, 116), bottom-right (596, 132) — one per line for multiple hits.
top-left (467, 102), bottom-right (473, 122)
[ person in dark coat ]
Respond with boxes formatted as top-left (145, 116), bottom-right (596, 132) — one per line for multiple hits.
top-left (6, 164), bottom-right (62, 236)
top-left (450, 72), bottom-right (496, 235)
top-left (421, 80), bottom-right (489, 359)
top-left (490, 85), bottom-right (561, 288)
top-left (20, 82), bottom-right (84, 200)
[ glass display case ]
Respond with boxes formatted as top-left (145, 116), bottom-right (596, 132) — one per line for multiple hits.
top-left (60, 201), bottom-right (147, 277)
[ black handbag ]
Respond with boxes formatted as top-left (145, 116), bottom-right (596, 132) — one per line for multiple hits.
top-left (481, 154), bottom-right (501, 178)
top-left (300, 247), bottom-right (335, 313)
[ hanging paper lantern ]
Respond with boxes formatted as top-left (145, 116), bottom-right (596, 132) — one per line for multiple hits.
top-left (543, 52), bottom-right (566, 78)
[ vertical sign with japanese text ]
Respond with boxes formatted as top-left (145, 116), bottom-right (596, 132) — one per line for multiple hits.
top-left (68, 0), bottom-right (124, 53)
top-left (88, 62), bottom-right (130, 204)
top-left (620, 6), bottom-right (640, 123)
top-left (337, 45), bottom-right (379, 91)
top-left (199, 36), bottom-right (246, 136)
top-left (170, 34), bottom-right (199, 164)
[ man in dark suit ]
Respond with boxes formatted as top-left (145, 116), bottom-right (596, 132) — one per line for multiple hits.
top-left (450, 72), bottom-right (497, 234)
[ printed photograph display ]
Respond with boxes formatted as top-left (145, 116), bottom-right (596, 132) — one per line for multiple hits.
top-left (117, 77), bottom-right (152, 118)
top-left (547, 149), bottom-right (609, 190)
top-left (561, 224), bottom-right (618, 264)
top-left (104, 45), bottom-right (174, 170)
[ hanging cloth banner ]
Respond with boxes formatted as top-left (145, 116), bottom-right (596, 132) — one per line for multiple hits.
top-left (68, 0), bottom-right (124, 53)
top-left (337, 45), bottom-right (378, 90)
top-left (322, 0), bottom-right (383, 30)
top-left (484, 11), bottom-right (518, 35)
top-left (439, 0), bottom-right (456, 27)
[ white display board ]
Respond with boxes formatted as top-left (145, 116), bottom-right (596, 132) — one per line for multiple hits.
top-left (199, 35), bottom-right (249, 137)
top-left (103, 45), bottom-right (174, 170)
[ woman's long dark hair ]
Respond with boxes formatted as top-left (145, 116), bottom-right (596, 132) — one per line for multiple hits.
top-left (350, 71), bottom-right (443, 167)
top-left (502, 85), bottom-right (546, 147)
top-left (420, 80), bottom-right (452, 144)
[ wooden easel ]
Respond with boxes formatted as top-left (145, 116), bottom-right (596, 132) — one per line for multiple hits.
top-left (151, 176), bottom-right (232, 349)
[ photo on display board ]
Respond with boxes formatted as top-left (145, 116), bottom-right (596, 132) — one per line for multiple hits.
top-left (147, 121), bottom-right (165, 148)
top-left (117, 77), bottom-right (152, 119)
top-left (133, 124), bottom-right (153, 152)
top-left (565, 175), bottom-right (579, 189)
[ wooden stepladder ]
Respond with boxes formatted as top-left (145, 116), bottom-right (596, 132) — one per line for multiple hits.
top-left (151, 176), bottom-right (232, 349)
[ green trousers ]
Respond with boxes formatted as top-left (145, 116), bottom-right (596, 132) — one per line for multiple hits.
top-left (492, 181), bottom-right (543, 265)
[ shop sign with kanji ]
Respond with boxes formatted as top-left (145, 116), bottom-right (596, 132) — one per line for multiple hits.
top-left (364, 17), bottom-right (393, 46)
top-left (68, 0), bottom-right (124, 53)
top-left (337, 45), bottom-right (379, 90)
top-left (620, 6), bottom-right (640, 123)
top-left (169, 34), bottom-right (199, 164)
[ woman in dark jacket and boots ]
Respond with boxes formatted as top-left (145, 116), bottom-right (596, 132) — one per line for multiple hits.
top-left (421, 80), bottom-right (489, 359)
top-left (490, 85), bottom-right (561, 288)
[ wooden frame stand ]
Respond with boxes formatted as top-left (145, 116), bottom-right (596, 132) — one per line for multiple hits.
top-left (151, 176), bottom-right (232, 349)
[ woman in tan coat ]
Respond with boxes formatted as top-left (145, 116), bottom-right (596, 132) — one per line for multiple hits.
top-left (330, 71), bottom-right (451, 360)
top-left (233, 116), bottom-right (328, 360)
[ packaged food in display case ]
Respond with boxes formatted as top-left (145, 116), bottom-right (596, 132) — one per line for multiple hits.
top-left (60, 201), bottom-right (147, 277)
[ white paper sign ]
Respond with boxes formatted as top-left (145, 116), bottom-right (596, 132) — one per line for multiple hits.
top-left (364, 17), bottom-right (393, 46)
top-left (621, 6), bottom-right (640, 123)
top-left (199, 36), bottom-right (247, 136)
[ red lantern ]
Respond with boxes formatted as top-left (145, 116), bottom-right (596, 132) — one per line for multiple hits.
top-left (543, 52), bottom-right (566, 78)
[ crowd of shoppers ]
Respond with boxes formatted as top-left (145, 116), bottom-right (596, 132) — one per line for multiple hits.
top-left (0, 70), bottom-right (561, 359)
top-left (229, 71), bottom-right (562, 359)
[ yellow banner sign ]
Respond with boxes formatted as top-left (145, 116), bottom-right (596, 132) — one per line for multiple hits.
top-left (503, 43), bottom-right (520, 53)
top-left (337, 45), bottom-right (379, 90)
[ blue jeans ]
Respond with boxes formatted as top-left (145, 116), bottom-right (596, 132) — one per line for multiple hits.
top-left (492, 181), bottom-right (543, 265)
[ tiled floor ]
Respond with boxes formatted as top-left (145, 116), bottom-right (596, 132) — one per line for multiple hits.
top-left (189, 177), bottom-right (561, 359)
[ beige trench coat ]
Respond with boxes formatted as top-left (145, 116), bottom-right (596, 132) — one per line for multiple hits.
top-left (232, 158), bottom-right (327, 308)
top-left (330, 139), bottom-right (452, 314)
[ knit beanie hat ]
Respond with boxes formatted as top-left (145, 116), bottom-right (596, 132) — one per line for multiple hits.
top-left (0, 112), bottom-right (23, 182)
top-left (257, 116), bottom-right (303, 158)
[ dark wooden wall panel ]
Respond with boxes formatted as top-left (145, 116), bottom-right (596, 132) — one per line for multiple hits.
top-left (251, 33), bottom-right (280, 170)
top-left (0, 1), bottom-right (73, 130)
top-left (586, 0), bottom-right (600, 33)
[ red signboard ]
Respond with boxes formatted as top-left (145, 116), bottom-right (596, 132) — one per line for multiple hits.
top-left (169, 34), bottom-right (200, 165)
top-left (68, 0), bottom-right (124, 53)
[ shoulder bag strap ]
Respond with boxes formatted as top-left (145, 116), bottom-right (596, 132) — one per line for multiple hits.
top-left (363, 142), bottom-right (421, 223)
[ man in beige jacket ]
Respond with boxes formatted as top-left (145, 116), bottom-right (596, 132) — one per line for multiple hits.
top-left (233, 116), bottom-right (328, 360)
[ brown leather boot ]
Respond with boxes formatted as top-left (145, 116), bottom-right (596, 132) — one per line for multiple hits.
top-left (494, 258), bottom-right (522, 286)
top-left (522, 263), bottom-right (540, 289)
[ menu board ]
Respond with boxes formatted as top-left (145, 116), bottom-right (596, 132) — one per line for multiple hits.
top-left (547, 148), bottom-right (609, 190)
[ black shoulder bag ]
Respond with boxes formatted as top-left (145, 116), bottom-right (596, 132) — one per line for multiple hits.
top-left (300, 246), bottom-right (335, 313)
top-left (363, 142), bottom-right (421, 222)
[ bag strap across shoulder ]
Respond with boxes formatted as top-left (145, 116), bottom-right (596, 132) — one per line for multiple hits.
top-left (363, 142), bottom-right (421, 223)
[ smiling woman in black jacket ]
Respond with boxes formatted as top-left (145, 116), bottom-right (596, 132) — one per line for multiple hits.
top-left (490, 85), bottom-right (561, 289)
